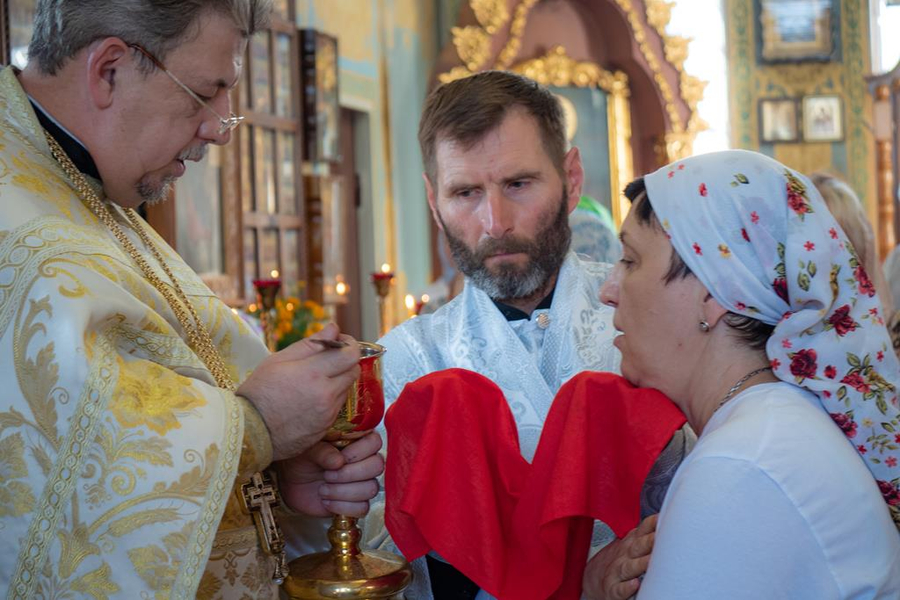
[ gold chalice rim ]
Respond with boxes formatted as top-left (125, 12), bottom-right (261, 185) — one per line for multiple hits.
top-left (358, 341), bottom-right (385, 360)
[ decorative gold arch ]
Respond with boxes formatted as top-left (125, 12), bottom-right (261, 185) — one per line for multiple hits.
top-left (438, 0), bottom-right (707, 162)
top-left (509, 46), bottom-right (634, 227)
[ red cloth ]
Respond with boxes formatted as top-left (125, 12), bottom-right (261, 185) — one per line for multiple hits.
top-left (384, 368), bottom-right (686, 600)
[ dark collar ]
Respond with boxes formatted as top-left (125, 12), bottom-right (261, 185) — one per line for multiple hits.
top-left (29, 99), bottom-right (101, 180)
top-left (492, 286), bottom-right (555, 322)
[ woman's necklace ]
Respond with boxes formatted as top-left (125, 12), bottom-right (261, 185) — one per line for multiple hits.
top-left (714, 366), bottom-right (773, 414)
top-left (43, 131), bottom-right (236, 391)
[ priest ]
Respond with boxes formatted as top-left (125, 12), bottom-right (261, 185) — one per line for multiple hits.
top-left (0, 1), bottom-right (382, 598)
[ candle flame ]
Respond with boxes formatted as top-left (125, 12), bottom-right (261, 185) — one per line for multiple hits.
top-left (421, 294), bottom-right (430, 304)
top-left (380, 263), bottom-right (391, 274)
top-left (405, 294), bottom-right (415, 309)
top-left (336, 281), bottom-right (348, 295)
top-left (270, 269), bottom-right (279, 279)
top-left (248, 303), bottom-right (257, 312)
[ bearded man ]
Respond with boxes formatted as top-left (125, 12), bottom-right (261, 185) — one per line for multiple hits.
top-left (368, 71), bottom-right (693, 600)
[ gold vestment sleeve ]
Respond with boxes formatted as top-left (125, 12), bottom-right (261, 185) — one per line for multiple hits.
top-left (236, 395), bottom-right (274, 477)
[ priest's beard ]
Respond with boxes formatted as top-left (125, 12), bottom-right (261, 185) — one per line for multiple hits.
top-left (440, 188), bottom-right (571, 301)
top-left (137, 177), bottom-right (175, 206)
top-left (136, 145), bottom-right (207, 205)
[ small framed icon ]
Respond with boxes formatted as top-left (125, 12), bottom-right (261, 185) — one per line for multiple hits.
top-left (759, 98), bottom-right (799, 143)
top-left (802, 95), bottom-right (843, 142)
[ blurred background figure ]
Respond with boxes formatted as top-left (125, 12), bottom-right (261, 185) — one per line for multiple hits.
top-left (811, 173), bottom-right (893, 317)
top-left (569, 195), bottom-right (622, 264)
top-left (883, 244), bottom-right (900, 358)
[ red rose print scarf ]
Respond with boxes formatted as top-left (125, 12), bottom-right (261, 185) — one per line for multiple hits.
top-left (644, 149), bottom-right (900, 528)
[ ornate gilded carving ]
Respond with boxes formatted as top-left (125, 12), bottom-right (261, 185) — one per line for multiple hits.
top-left (612, 0), bottom-right (682, 132)
top-left (646, 0), bottom-right (674, 36)
top-left (472, 0), bottom-right (510, 34)
top-left (510, 46), bottom-right (630, 93)
top-left (438, 66), bottom-right (475, 85)
top-left (495, 0), bottom-right (540, 69)
top-left (451, 25), bottom-right (492, 71)
top-left (664, 35), bottom-right (690, 71)
top-left (436, 0), bottom-right (707, 173)
top-left (631, 0), bottom-right (709, 160)
top-left (511, 46), bottom-right (633, 226)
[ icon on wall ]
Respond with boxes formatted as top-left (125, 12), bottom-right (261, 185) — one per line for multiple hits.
top-left (757, 0), bottom-right (840, 64)
top-left (300, 30), bottom-right (340, 163)
top-left (759, 98), bottom-right (799, 143)
top-left (802, 95), bottom-right (843, 142)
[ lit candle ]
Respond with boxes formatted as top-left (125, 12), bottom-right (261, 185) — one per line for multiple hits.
top-left (421, 294), bottom-right (430, 304)
top-left (270, 269), bottom-right (280, 279)
top-left (336, 281), bottom-right (348, 295)
top-left (405, 294), bottom-right (415, 318)
top-left (380, 263), bottom-right (391, 274)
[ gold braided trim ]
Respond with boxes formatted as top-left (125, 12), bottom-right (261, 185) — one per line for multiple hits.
top-left (171, 390), bottom-right (244, 597)
top-left (43, 133), bottom-right (235, 392)
top-left (8, 329), bottom-right (119, 599)
top-left (110, 317), bottom-right (205, 368)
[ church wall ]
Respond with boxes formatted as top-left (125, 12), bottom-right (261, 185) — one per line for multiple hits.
top-left (296, 0), bottom-right (440, 338)
top-left (726, 0), bottom-right (876, 226)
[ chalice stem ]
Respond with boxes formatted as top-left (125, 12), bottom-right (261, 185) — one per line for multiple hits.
top-left (282, 342), bottom-right (411, 599)
top-left (328, 515), bottom-right (362, 558)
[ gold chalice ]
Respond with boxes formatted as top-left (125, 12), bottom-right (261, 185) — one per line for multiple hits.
top-left (283, 342), bottom-right (412, 599)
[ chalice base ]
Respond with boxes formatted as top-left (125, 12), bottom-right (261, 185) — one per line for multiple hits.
top-left (283, 549), bottom-right (412, 599)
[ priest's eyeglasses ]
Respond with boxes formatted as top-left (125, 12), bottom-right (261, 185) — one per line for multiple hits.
top-left (128, 43), bottom-right (243, 135)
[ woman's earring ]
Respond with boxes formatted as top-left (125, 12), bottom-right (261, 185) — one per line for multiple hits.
top-left (699, 320), bottom-right (711, 333)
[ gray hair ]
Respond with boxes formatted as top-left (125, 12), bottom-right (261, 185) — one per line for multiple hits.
top-left (28, 0), bottom-right (273, 75)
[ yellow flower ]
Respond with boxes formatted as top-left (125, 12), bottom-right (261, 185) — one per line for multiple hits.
top-left (111, 357), bottom-right (207, 435)
top-left (277, 320), bottom-right (292, 337)
top-left (303, 300), bottom-right (326, 320)
top-left (862, 418), bottom-right (874, 428)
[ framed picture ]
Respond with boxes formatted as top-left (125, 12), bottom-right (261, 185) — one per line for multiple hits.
top-left (802, 95), bottom-right (843, 142)
top-left (300, 30), bottom-right (340, 162)
top-left (759, 98), bottom-right (799, 143)
top-left (756, 0), bottom-right (840, 63)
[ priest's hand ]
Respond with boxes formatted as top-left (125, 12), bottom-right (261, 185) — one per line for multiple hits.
top-left (582, 514), bottom-right (657, 600)
top-left (276, 431), bottom-right (384, 517)
top-left (238, 323), bottom-right (361, 461)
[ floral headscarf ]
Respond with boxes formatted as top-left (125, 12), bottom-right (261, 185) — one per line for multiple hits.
top-left (644, 150), bottom-right (900, 528)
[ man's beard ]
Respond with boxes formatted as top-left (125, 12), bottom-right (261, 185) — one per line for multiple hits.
top-left (440, 188), bottom-right (571, 301)
top-left (137, 177), bottom-right (175, 205)
top-left (136, 144), bottom-right (207, 205)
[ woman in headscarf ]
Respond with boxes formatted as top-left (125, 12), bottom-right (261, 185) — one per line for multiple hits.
top-left (598, 150), bottom-right (900, 598)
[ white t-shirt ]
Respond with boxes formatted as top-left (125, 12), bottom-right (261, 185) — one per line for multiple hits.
top-left (638, 382), bottom-right (900, 599)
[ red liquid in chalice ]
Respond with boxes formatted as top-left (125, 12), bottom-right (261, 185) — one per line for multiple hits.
top-left (350, 356), bottom-right (385, 432)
